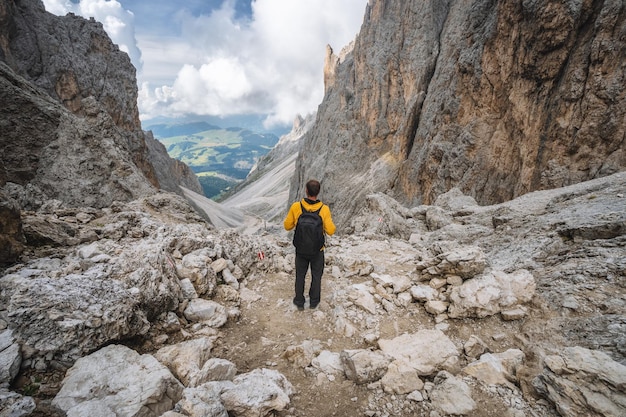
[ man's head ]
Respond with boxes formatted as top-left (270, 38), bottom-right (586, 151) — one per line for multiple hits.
top-left (305, 179), bottom-right (321, 198)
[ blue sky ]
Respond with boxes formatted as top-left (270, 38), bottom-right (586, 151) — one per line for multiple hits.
top-left (42, 0), bottom-right (368, 129)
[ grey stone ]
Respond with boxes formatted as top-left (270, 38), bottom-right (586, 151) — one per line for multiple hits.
top-left (184, 299), bottom-right (228, 328)
top-left (0, 389), bottom-right (36, 417)
top-left (52, 345), bottom-right (184, 417)
top-left (380, 360), bottom-right (424, 395)
top-left (154, 338), bottom-right (216, 387)
top-left (220, 369), bottom-right (293, 417)
top-left (464, 335), bottom-right (488, 359)
top-left (378, 330), bottom-right (459, 376)
top-left (340, 349), bottom-right (392, 384)
top-left (430, 371), bottom-right (476, 415)
top-left (409, 285), bottom-right (439, 302)
top-left (533, 347), bottom-right (626, 417)
top-left (448, 269), bottom-right (536, 318)
top-left (311, 350), bottom-right (344, 375)
top-left (175, 382), bottom-right (231, 417)
top-left (0, 330), bottom-right (20, 386)
top-left (463, 349), bottom-right (525, 386)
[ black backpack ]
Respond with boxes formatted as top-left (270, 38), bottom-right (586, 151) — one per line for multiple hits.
top-left (293, 202), bottom-right (325, 255)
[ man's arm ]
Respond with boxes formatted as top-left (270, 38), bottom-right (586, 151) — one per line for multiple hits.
top-left (284, 202), bottom-right (298, 231)
top-left (321, 206), bottom-right (336, 236)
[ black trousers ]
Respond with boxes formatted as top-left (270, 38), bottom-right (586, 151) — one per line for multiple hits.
top-left (294, 250), bottom-right (325, 307)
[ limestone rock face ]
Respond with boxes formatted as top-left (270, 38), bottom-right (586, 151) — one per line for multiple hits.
top-left (0, 269), bottom-right (153, 368)
top-left (0, 191), bottom-right (24, 264)
top-left (1, 0), bottom-right (139, 132)
top-left (0, 63), bottom-right (157, 211)
top-left (0, 0), bottom-right (203, 214)
top-left (145, 131), bottom-right (203, 195)
top-left (292, 0), bottom-right (626, 229)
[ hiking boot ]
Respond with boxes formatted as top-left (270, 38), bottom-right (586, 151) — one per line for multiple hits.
top-left (293, 300), bottom-right (304, 311)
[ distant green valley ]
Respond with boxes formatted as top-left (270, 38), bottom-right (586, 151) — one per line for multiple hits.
top-left (147, 121), bottom-right (279, 199)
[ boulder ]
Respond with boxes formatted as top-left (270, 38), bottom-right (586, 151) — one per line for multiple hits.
top-left (429, 371), bottom-right (476, 415)
top-left (380, 360), bottom-right (424, 395)
top-left (52, 345), bottom-right (184, 417)
top-left (21, 215), bottom-right (79, 247)
top-left (533, 347), bottom-right (626, 417)
top-left (463, 335), bottom-right (488, 359)
top-left (220, 369), bottom-right (293, 417)
top-left (425, 300), bottom-right (449, 315)
top-left (409, 285), bottom-right (439, 302)
top-left (0, 271), bottom-right (151, 368)
top-left (154, 338), bottom-right (216, 387)
top-left (349, 193), bottom-right (413, 238)
top-left (184, 299), bottom-right (228, 328)
top-left (340, 349), bottom-right (392, 384)
top-left (425, 207), bottom-right (453, 231)
top-left (448, 269), bottom-right (536, 318)
top-left (378, 329), bottom-right (459, 376)
top-left (221, 268), bottom-right (239, 289)
top-left (177, 249), bottom-right (219, 297)
top-left (200, 358), bottom-right (237, 383)
top-left (282, 339), bottom-right (323, 368)
top-left (175, 382), bottom-right (231, 417)
top-left (435, 247), bottom-right (487, 279)
top-left (210, 258), bottom-right (229, 274)
top-left (463, 349), bottom-right (525, 386)
top-left (311, 350), bottom-right (344, 376)
top-left (348, 284), bottom-right (378, 315)
top-left (179, 278), bottom-right (199, 299)
top-left (434, 187), bottom-right (479, 211)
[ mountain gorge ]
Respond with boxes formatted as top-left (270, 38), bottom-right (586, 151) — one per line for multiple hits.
top-left (0, 1), bottom-right (625, 417)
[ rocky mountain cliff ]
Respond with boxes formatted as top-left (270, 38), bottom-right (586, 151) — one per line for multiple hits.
top-left (293, 0), bottom-right (625, 228)
top-left (0, 0), bottom-right (202, 263)
top-left (0, 0), bottom-right (201, 196)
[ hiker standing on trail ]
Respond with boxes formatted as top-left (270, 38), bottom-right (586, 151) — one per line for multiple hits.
top-left (284, 179), bottom-right (336, 310)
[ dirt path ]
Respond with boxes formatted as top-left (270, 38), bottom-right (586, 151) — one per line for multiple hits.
top-left (212, 268), bottom-right (372, 416)
top-left (210, 237), bottom-right (552, 417)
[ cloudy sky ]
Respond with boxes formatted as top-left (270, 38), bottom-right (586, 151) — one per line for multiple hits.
top-left (42, 0), bottom-right (368, 129)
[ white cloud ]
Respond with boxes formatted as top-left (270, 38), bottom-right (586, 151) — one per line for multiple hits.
top-left (142, 0), bottom-right (368, 128)
top-left (44, 0), bottom-right (369, 129)
top-left (42, 0), bottom-right (142, 70)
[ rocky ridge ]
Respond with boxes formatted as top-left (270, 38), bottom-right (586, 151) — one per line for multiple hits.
top-left (1, 172), bottom-right (624, 417)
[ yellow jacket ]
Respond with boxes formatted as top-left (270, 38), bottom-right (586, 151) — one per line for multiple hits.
top-left (284, 198), bottom-right (336, 238)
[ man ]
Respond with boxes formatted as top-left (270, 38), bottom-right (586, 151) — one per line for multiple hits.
top-left (284, 179), bottom-right (336, 310)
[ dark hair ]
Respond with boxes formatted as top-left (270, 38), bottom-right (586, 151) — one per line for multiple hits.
top-left (306, 179), bottom-right (321, 197)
